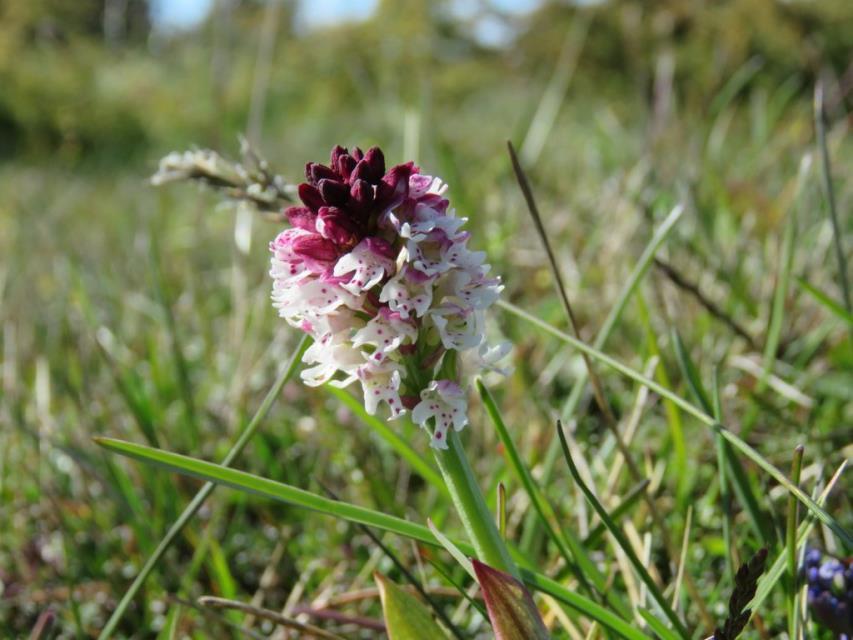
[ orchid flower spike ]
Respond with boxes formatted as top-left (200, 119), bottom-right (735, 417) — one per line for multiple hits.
top-left (270, 145), bottom-right (508, 448)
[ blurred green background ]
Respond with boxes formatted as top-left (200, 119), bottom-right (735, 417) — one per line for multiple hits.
top-left (1, 0), bottom-right (851, 637)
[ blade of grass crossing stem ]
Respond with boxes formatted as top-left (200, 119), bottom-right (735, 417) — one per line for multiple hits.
top-left (795, 276), bottom-right (853, 325)
top-left (498, 299), bottom-right (853, 546)
top-left (672, 330), bottom-right (774, 547)
top-left (96, 335), bottom-right (310, 640)
top-left (556, 422), bottom-right (690, 639)
top-left (526, 204), bottom-right (685, 548)
top-left (478, 379), bottom-right (632, 619)
top-left (750, 460), bottom-right (847, 615)
top-left (427, 518), bottom-right (477, 581)
top-left (761, 156), bottom-right (810, 386)
top-left (786, 445), bottom-right (804, 640)
top-left (96, 437), bottom-right (648, 637)
top-left (325, 386), bottom-right (448, 498)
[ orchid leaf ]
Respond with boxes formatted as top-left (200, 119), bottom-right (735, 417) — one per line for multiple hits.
top-left (375, 573), bottom-right (449, 640)
top-left (473, 559), bottom-right (550, 640)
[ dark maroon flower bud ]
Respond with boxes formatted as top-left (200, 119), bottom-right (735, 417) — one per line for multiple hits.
top-left (309, 163), bottom-right (337, 184)
top-left (318, 178), bottom-right (350, 207)
top-left (316, 206), bottom-right (362, 249)
top-left (329, 145), bottom-right (348, 167)
top-left (349, 159), bottom-right (373, 184)
top-left (363, 146), bottom-right (385, 180)
top-left (350, 179), bottom-right (374, 209)
top-left (285, 206), bottom-right (317, 231)
top-left (291, 233), bottom-right (339, 263)
top-left (336, 154), bottom-right (357, 182)
top-left (375, 162), bottom-right (413, 211)
top-left (298, 183), bottom-right (325, 211)
top-left (351, 147), bottom-right (364, 161)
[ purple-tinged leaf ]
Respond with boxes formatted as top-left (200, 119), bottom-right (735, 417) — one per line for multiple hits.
top-left (473, 559), bottom-right (550, 640)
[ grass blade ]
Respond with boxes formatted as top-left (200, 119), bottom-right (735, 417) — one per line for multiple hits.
top-left (637, 608), bottom-right (681, 640)
top-left (520, 572), bottom-right (654, 640)
top-left (478, 379), bottom-right (632, 619)
top-left (795, 276), bottom-right (853, 325)
top-left (96, 335), bottom-right (310, 639)
top-left (556, 423), bottom-right (690, 638)
top-left (499, 299), bottom-right (853, 546)
top-left (95, 436), bottom-right (646, 636)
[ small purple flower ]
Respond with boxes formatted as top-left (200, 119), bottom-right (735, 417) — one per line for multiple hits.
top-left (804, 548), bottom-right (853, 638)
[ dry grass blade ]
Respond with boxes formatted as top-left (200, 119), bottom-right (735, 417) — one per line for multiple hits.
top-left (198, 596), bottom-right (347, 639)
top-left (507, 140), bottom-right (615, 427)
top-left (653, 257), bottom-right (759, 350)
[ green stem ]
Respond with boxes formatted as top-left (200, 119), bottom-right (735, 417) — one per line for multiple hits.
top-left (787, 445), bottom-right (805, 640)
top-left (433, 429), bottom-right (519, 578)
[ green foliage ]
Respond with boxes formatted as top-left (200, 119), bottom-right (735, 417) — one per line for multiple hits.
top-left (375, 573), bottom-right (449, 640)
top-left (1, 0), bottom-right (851, 637)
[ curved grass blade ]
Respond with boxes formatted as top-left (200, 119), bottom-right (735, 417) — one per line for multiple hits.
top-left (478, 379), bottom-right (631, 620)
top-left (499, 300), bottom-right (853, 546)
top-left (326, 386), bottom-right (448, 498)
top-left (582, 478), bottom-right (649, 547)
top-left (96, 335), bottom-right (310, 639)
top-left (95, 437), bottom-right (650, 638)
top-left (556, 422), bottom-right (690, 639)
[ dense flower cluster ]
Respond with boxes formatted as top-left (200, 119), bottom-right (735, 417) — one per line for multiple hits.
top-left (270, 145), bottom-right (506, 448)
top-left (804, 548), bottom-right (853, 639)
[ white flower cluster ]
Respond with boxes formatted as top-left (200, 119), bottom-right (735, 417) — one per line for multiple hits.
top-left (270, 146), bottom-right (507, 448)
